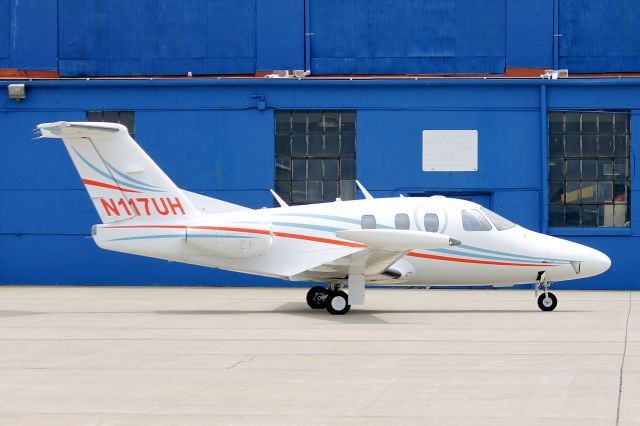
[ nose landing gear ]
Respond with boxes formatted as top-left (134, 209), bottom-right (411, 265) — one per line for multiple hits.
top-left (535, 271), bottom-right (557, 311)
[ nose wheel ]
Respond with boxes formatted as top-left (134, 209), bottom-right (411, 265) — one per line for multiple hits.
top-left (535, 271), bottom-right (557, 311)
top-left (537, 292), bottom-right (557, 311)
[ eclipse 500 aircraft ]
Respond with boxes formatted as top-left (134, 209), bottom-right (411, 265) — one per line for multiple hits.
top-left (38, 121), bottom-right (611, 314)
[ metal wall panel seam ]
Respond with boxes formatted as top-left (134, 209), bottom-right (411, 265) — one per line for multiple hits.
top-left (540, 84), bottom-right (548, 233)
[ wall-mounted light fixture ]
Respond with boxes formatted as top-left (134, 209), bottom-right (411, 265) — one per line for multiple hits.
top-left (8, 84), bottom-right (26, 101)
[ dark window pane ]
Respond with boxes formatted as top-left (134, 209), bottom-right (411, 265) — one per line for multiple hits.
top-left (308, 159), bottom-right (323, 180)
top-left (548, 134), bottom-right (563, 157)
top-left (582, 205), bottom-right (598, 227)
top-left (340, 158), bottom-right (356, 179)
top-left (87, 111), bottom-right (102, 121)
top-left (308, 134), bottom-right (323, 156)
top-left (597, 134), bottom-right (613, 157)
top-left (292, 181), bottom-right (306, 203)
top-left (324, 134), bottom-right (339, 155)
top-left (566, 181), bottom-right (580, 203)
top-left (423, 213), bottom-right (440, 232)
top-left (292, 159), bottom-right (306, 180)
top-left (598, 160), bottom-right (614, 179)
top-left (395, 213), bottom-right (411, 230)
top-left (614, 134), bottom-right (628, 157)
top-left (341, 112), bottom-right (356, 134)
top-left (599, 114), bottom-right (614, 134)
top-left (565, 134), bottom-right (580, 157)
top-left (275, 157), bottom-right (291, 180)
top-left (566, 112), bottom-right (580, 133)
top-left (103, 111), bottom-right (119, 123)
top-left (581, 181), bottom-right (597, 203)
top-left (614, 114), bottom-right (628, 134)
top-left (566, 160), bottom-right (580, 180)
top-left (324, 159), bottom-right (338, 179)
top-left (275, 112), bottom-right (291, 133)
top-left (597, 181), bottom-right (613, 203)
top-left (275, 180), bottom-right (291, 202)
top-left (291, 134), bottom-right (307, 156)
top-left (614, 158), bottom-right (628, 179)
top-left (324, 112), bottom-right (339, 135)
top-left (341, 133), bottom-right (356, 156)
top-left (565, 205), bottom-right (580, 226)
top-left (308, 112), bottom-right (323, 134)
top-left (307, 180), bottom-right (322, 203)
top-left (549, 204), bottom-right (564, 226)
top-left (548, 158), bottom-right (563, 180)
top-left (549, 181), bottom-right (563, 204)
top-left (582, 160), bottom-right (597, 180)
top-left (582, 113), bottom-right (597, 133)
top-left (340, 180), bottom-right (356, 200)
top-left (275, 134), bottom-right (290, 157)
top-left (323, 180), bottom-right (338, 202)
top-left (292, 112), bottom-right (306, 134)
top-left (548, 112), bottom-right (564, 134)
top-left (361, 214), bottom-right (376, 229)
top-left (119, 112), bottom-right (135, 134)
top-left (614, 183), bottom-right (627, 203)
top-left (582, 134), bottom-right (597, 156)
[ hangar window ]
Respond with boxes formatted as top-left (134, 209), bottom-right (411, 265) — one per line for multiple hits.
top-left (275, 111), bottom-right (356, 205)
top-left (87, 111), bottom-right (135, 138)
top-left (548, 112), bottom-right (630, 228)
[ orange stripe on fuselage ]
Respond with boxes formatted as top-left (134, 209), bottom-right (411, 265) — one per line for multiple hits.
top-left (82, 179), bottom-right (141, 193)
top-left (101, 224), bottom-right (552, 267)
top-left (407, 251), bottom-right (556, 267)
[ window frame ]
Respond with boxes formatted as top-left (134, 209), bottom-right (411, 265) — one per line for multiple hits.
top-left (547, 110), bottom-right (632, 234)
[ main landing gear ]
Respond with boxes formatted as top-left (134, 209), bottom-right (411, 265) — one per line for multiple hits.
top-left (305, 285), bottom-right (351, 315)
top-left (535, 271), bottom-right (558, 312)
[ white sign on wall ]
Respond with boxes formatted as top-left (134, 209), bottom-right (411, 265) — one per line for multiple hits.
top-left (422, 130), bottom-right (478, 172)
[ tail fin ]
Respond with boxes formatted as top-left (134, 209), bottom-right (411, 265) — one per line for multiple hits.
top-left (37, 121), bottom-right (245, 223)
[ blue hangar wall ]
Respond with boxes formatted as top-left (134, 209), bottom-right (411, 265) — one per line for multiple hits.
top-left (3, 0), bottom-right (640, 75)
top-left (1, 78), bottom-right (639, 289)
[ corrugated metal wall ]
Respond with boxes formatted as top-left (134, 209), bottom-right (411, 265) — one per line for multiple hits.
top-left (309, 0), bottom-right (505, 74)
top-left (3, 0), bottom-right (640, 75)
top-left (559, 0), bottom-right (640, 73)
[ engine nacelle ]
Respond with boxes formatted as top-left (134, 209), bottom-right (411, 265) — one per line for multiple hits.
top-left (186, 225), bottom-right (272, 259)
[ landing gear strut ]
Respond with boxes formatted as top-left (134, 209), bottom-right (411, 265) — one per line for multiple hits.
top-left (535, 271), bottom-right (557, 312)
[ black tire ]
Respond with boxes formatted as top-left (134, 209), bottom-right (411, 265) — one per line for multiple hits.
top-left (537, 292), bottom-right (558, 311)
top-left (306, 286), bottom-right (329, 309)
top-left (326, 291), bottom-right (351, 315)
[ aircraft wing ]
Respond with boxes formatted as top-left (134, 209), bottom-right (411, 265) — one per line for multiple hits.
top-left (289, 229), bottom-right (460, 282)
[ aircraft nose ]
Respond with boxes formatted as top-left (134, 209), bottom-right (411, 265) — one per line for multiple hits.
top-left (588, 249), bottom-right (611, 276)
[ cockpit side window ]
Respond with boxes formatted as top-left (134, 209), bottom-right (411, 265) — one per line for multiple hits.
top-left (423, 213), bottom-right (439, 232)
top-left (361, 214), bottom-right (377, 229)
top-left (480, 207), bottom-right (516, 231)
top-left (395, 213), bottom-right (410, 230)
top-left (461, 209), bottom-right (492, 231)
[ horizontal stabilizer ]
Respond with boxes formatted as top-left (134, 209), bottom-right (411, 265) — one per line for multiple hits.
top-left (336, 229), bottom-right (460, 251)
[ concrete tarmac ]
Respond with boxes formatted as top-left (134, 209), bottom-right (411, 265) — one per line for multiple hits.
top-left (0, 286), bottom-right (637, 425)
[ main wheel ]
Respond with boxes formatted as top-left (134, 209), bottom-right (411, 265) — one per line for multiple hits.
top-left (306, 286), bottom-right (329, 309)
top-left (537, 292), bottom-right (558, 311)
top-left (326, 291), bottom-right (351, 315)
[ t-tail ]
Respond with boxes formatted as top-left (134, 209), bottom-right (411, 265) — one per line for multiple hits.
top-left (37, 121), bottom-right (246, 224)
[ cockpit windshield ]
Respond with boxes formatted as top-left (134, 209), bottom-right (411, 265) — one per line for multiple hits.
top-left (461, 209), bottom-right (492, 231)
top-left (480, 207), bottom-right (516, 231)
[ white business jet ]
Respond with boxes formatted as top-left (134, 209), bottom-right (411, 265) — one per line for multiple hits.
top-left (37, 121), bottom-right (611, 314)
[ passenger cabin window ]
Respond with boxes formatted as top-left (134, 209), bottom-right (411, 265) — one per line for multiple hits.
top-left (480, 207), bottom-right (516, 231)
top-left (361, 214), bottom-right (376, 229)
top-left (461, 209), bottom-right (492, 231)
top-left (395, 213), bottom-right (410, 230)
top-left (423, 213), bottom-right (439, 232)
